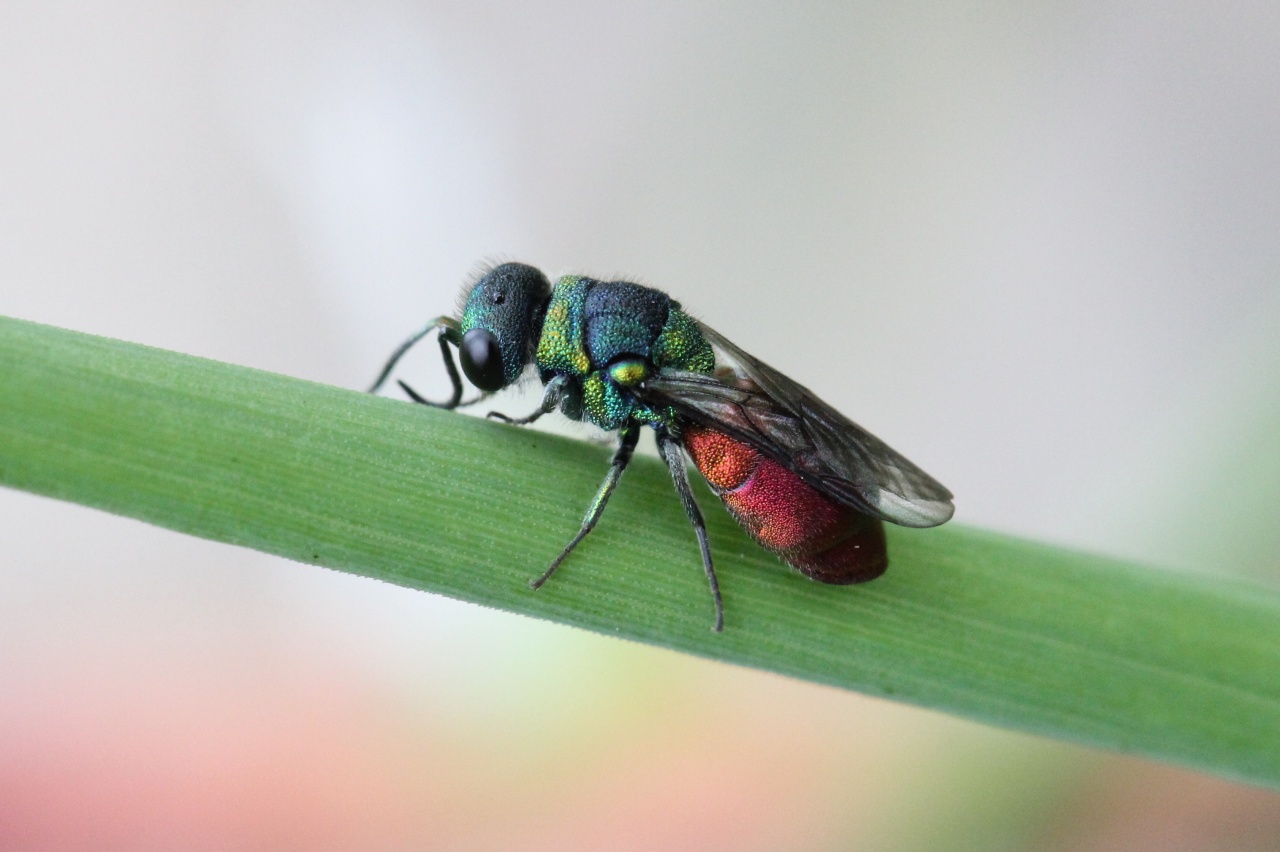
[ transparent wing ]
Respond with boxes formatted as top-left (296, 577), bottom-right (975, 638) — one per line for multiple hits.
top-left (639, 323), bottom-right (954, 528)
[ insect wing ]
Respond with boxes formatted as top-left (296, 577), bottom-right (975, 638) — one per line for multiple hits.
top-left (640, 324), bottom-right (954, 528)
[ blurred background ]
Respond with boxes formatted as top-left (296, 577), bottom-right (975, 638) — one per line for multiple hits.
top-left (2, 1), bottom-right (1279, 849)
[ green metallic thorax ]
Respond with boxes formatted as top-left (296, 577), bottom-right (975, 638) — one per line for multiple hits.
top-left (535, 275), bottom-right (715, 431)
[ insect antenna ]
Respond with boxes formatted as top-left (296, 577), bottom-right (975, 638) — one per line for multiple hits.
top-left (368, 316), bottom-right (465, 409)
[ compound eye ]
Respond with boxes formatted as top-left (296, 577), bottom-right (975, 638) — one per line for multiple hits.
top-left (459, 328), bottom-right (506, 391)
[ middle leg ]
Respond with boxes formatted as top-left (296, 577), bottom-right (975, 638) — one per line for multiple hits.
top-left (531, 422), bottom-right (641, 590)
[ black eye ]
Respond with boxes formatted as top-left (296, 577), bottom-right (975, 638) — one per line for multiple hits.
top-left (459, 328), bottom-right (506, 391)
top-left (493, 292), bottom-right (506, 305)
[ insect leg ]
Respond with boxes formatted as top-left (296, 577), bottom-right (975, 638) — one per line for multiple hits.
top-left (656, 428), bottom-right (724, 632)
top-left (488, 374), bottom-right (571, 426)
top-left (369, 316), bottom-right (465, 409)
top-left (531, 422), bottom-right (641, 590)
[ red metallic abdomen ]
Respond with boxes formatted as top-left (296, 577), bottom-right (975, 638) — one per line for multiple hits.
top-left (681, 424), bottom-right (886, 584)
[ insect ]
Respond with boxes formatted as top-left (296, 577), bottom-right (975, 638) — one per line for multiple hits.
top-left (370, 262), bottom-right (954, 631)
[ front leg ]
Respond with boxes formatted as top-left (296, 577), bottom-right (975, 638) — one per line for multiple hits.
top-left (487, 374), bottom-right (572, 426)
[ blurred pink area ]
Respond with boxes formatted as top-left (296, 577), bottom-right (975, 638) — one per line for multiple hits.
top-left (1, 655), bottom-right (424, 849)
top-left (1044, 763), bottom-right (1280, 852)
top-left (0, 645), bottom-right (871, 850)
top-left (3, 636), bottom-right (1278, 850)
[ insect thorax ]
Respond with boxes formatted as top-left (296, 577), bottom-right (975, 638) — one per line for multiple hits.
top-left (535, 276), bottom-right (715, 430)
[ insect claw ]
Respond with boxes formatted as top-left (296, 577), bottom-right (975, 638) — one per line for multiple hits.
top-left (530, 553), bottom-right (567, 590)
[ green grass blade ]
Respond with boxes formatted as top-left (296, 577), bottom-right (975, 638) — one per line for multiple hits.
top-left (2, 315), bottom-right (1278, 787)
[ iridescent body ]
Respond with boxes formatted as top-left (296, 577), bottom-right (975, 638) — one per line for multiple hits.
top-left (682, 425), bottom-right (886, 584)
top-left (510, 276), bottom-right (715, 430)
top-left (371, 262), bottom-right (953, 631)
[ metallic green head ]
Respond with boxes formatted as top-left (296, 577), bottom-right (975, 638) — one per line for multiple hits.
top-left (458, 263), bottom-right (552, 391)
